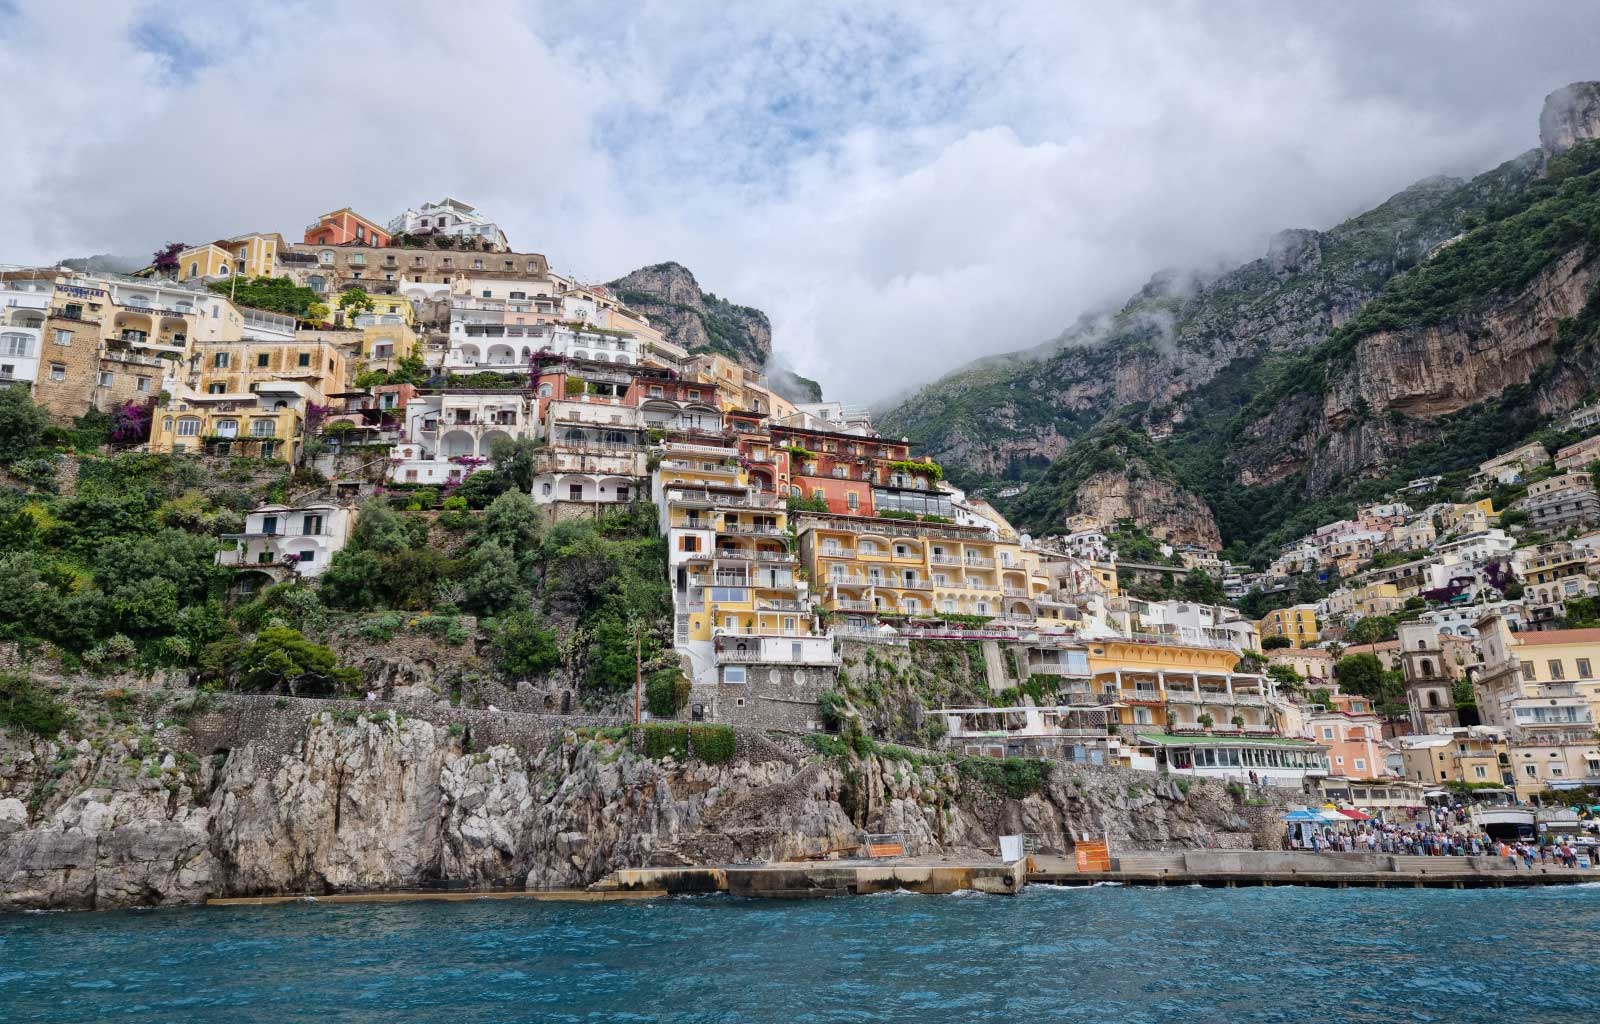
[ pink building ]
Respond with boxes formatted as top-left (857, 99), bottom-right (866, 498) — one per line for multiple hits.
top-left (1306, 690), bottom-right (1391, 778)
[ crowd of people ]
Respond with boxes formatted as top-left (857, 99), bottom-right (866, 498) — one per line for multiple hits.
top-left (1288, 802), bottom-right (1597, 867)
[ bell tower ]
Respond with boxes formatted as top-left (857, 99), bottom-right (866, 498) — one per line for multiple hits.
top-left (1398, 622), bottom-right (1458, 735)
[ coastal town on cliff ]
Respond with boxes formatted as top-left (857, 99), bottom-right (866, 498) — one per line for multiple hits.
top-left (7, 81), bottom-right (1600, 913)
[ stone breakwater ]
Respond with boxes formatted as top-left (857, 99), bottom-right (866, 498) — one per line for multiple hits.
top-left (0, 698), bottom-right (1280, 911)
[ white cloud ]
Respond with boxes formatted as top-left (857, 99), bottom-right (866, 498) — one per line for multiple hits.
top-left (3, 1), bottom-right (1598, 402)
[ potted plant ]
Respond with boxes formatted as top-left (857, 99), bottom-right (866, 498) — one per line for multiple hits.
top-left (1231, 715), bottom-right (1245, 729)
top-left (1197, 713), bottom-right (1215, 730)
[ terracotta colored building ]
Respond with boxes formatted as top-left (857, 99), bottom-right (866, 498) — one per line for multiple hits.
top-left (304, 208), bottom-right (391, 248)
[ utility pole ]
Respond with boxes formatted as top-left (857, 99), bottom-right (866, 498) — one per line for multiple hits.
top-left (632, 616), bottom-right (644, 725)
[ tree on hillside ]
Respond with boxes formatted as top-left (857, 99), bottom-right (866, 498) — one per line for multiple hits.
top-left (150, 242), bottom-right (185, 274)
top-left (337, 286), bottom-right (375, 323)
top-left (1347, 615), bottom-right (1397, 646)
top-left (490, 436), bottom-right (542, 494)
top-left (1180, 569), bottom-right (1224, 604)
top-left (1261, 635), bottom-right (1292, 650)
top-left (0, 387), bottom-right (48, 462)
top-left (207, 276), bottom-right (321, 318)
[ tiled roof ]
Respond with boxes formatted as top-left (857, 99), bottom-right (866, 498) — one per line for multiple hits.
top-left (1514, 628), bottom-right (1600, 646)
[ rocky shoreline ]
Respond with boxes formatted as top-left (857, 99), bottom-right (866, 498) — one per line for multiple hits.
top-left (0, 690), bottom-right (1282, 911)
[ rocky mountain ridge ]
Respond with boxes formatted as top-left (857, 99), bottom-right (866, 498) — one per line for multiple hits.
top-left (608, 261), bottom-right (773, 369)
top-left (878, 81), bottom-right (1600, 556)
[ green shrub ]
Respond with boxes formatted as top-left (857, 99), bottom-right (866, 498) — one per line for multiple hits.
top-left (815, 688), bottom-right (847, 731)
top-left (956, 756), bottom-right (1048, 798)
top-left (0, 673), bottom-right (75, 737)
top-left (645, 669), bottom-right (689, 719)
top-left (689, 724), bottom-right (736, 764)
top-left (642, 723), bottom-right (690, 759)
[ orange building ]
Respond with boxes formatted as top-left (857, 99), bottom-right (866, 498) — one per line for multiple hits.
top-left (304, 208), bottom-right (391, 247)
top-left (767, 424), bottom-right (922, 518)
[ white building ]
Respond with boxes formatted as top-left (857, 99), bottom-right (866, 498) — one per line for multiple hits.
top-left (388, 391), bottom-right (535, 485)
top-left (0, 274), bottom-right (50, 388)
top-left (534, 397), bottom-right (648, 504)
top-left (388, 198), bottom-right (509, 251)
top-left (216, 501), bottom-right (357, 583)
top-left (446, 321), bottom-right (639, 371)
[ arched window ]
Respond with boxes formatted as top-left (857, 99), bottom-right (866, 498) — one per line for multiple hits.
top-left (320, 251), bottom-right (334, 264)
top-left (1427, 690), bottom-right (1441, 708)
top-left (188, 262), bottom-right (198, 278)
top-left (1420, 658), bottom-right (1434, 677)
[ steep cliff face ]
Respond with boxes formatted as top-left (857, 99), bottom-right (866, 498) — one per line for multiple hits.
top-left (1001, 425), bottom-right (1222, 549)
top-left (608, 262), bottom-right (772, 368)
top-left (0, 701), bottom-right (1271, 910)
top-left (1072, 470), bottom-right (1222, 550)
top-left (1541, 81), bottom-right (1600, 156)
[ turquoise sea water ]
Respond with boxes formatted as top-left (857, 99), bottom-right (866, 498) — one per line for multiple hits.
top-left (4, 885), bottom-right (1599, 1023)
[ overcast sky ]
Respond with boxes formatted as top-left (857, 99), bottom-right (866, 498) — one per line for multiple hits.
top-left (2, 2), bottom-right (1598, 403)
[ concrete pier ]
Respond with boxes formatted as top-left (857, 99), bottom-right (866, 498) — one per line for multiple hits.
top-left (1029, 850), bottom-right (1600, 889)
top-left (606, 857), bottom-right (1027, 898)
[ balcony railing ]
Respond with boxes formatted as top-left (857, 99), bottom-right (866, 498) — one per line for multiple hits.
top-left (715, 549), bottom-right (794, 563)
top-left (719, 523), bottom-right (783, 536)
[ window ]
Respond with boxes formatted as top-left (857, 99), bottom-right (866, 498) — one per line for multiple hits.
top-left (176, 418), bottom-right (201, 437)
top-left (209, 383), bottom-right (226, 394)
top-left (0, 334), bottom-right (30, 357)
top-left (1474, 765), bottom-right (1487, 779)
top-left (49, 363), bottom-right (65, 381)
top-left (261, 515), bottom-right (279, 535)
top-left (251, 419), bottom-right (275, 438)
top-left (256, 352), bottom-right (270, 367)
top-left (1522, 663), bottom-right (1537, 681)
top-left (319, 251), bottom-right (334, 264)
top-left (302, 514), bottom-right (323, 535)
top-left (569, 484), bottom-right (584, 500)
top-left (1548, 659), bottom-right (1565, 680)
top-left (54, 329), bottom-right (72, 346)
top-left (136, 376), bottom-right (150, 393)
top-left (1321, 727), bottom-right (1334, 740)
top-left (1579, 658), bottom-right (1593, 679)
top-left (298, 551), bottom-right (315, 564)
top-left (214, 352), bottom-right (230, 368)
top-left (723, 666), bottom-right (747, 684)
top-left (298, 352), bottom-right (311, 367)
top-left (98, 371), bottom-right (114, 387)
top-left (1354, 759), bottom-right (1366, 772)
top-left (847, 492), bottom-right (859, 511)
top-left (1525, 765), bottom-right (1538, 777)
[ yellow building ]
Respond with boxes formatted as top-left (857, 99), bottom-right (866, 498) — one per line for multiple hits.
top-left (657, 439), bottom-right (810, 643)
top-left (797, 514), bottom-right (1027, 622)
top-left (684, 352), bottom-right (795, 418)
top-left (1259, 605), bottom-right (1319, 648)
top-left (1437, 498), bottom-right (1495, 534)
top-left (1473, 616), bottom-right (1600, 799)
top-left (190, 333), bottom-right (350, 399)
top-left (179, 233), bottom-right (284, 282)
top-left (1082, 636), bottom-right (1327, 780)
top-left (148, 380), bottom-right (320, 463)
top-left (1397, 729), bottom-right (1512, 787)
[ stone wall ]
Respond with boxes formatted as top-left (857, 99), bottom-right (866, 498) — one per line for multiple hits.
top-left (712, 662), bottom-right (836, 732)
top-left (182, 693), bottom-right (622, 767)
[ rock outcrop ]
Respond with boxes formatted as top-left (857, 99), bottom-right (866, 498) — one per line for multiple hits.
top-left (607, 262), bottom-right (772, 368)
top-left (0, 702), bottom-right (1274, 910)
top-left (1541, 81), bottom-right (1600, 156)
top-left (1072, 469), bottom-right (1223, 551)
